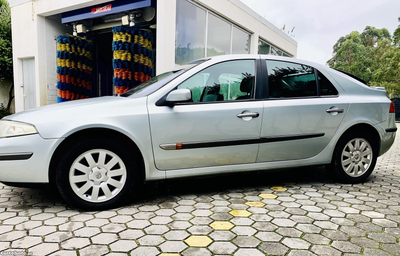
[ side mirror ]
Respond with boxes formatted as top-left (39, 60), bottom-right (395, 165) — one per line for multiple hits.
top-left (166, 89), bottom-right (192, 104)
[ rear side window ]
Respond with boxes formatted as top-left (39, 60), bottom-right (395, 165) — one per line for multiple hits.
top-left (318, 71), bottom-right (338, 96)
top-left (266, 61), bottom-right (317, 98)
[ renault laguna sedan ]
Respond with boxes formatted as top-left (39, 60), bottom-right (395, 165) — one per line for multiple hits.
top-left (0, 55), bottom-right (396, 210)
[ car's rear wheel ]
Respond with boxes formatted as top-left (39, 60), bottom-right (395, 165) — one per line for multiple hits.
top-left (56, 138), bottom-right (138, 210)
top-left (329, 132), bottom-right (378, 183)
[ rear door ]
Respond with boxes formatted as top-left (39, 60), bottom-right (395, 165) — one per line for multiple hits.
top-left (257, 59), bottom-right (349, 162)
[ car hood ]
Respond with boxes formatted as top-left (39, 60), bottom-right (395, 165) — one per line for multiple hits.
top-left (4, 96), bottom-right (148, 139)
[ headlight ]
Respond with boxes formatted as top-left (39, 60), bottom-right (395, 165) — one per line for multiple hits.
top-left (0, 121), bottom-right (38, 138)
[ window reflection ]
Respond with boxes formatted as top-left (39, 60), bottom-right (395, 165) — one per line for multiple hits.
top-left (267, 61), bottom-right (317, 98)
top-left (175, 0), bottom-right (206, 65)
top-left (207, 14), bottom-right (231, 57)
top-left (232, 26), bottom-right (250, 54)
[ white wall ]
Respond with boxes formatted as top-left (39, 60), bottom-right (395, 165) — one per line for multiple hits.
top-left (10, 1), bottom-right (37, 112)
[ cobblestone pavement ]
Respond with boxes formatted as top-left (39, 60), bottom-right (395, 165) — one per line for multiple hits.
top-left (0, 125), bottom-right (400, 256)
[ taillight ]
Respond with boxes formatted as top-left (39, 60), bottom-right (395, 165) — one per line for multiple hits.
top-left (390, 101), bottom-right (395, 113)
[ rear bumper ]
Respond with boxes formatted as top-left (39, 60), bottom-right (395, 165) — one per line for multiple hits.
top-left (377, 113), bottom-right (397, 156)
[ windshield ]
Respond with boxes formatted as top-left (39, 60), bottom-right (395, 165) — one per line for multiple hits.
top-left (120, 69), bottom-right (186, 98)
top-left (119, 58), bottom-right (210, 98)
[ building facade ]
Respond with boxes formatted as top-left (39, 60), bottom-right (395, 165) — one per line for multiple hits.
top-left (9, 0), bottom-right (297, 112)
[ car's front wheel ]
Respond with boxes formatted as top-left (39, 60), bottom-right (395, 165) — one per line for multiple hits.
top-left (329, 132), bottom-right (378, 183)
top-left (56, 138), bottom-right (138, 210)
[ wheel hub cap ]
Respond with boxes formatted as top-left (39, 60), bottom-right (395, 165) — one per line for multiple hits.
top-left (89, 167), bottom-right (109, 185)
top-left (68, 149), bottom-right (127, 203)
top-left (341, 138), bottom-right (373, 177)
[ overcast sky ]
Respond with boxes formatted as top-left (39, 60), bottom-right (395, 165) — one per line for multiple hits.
top-left (240, 0), bottom-right (400, 65)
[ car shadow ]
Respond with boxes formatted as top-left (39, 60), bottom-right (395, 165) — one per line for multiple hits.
top-left (131, 166), bottom-right (338, 205)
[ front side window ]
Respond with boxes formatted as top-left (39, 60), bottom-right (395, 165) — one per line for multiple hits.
top-left (178, 60), bottom-right (256, 102)
top-left (267, 61), bottom-right (317, 98)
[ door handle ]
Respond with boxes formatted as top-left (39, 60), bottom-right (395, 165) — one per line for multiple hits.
top-left (237, 112), bottom-right (259, 118)
top-left (326, 108), bottom-right (344, 113)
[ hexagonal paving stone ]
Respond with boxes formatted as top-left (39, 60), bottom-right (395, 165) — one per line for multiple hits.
top-left (233, 236), bottom-right (261, 247)
top-left (91, 233), bottom-right (118, 244)
top-left (61, 237), bottom-right (90, 250)
top-left (184, 235), bottom-right (212, 247)
top-left (231, 226), bottom-right (257, 236)
top-left (101, 223), bottom-right (126, 233)
top-left (209, 230), bottom-right (236, 241)
top-left (231, 217), bottom-right (254, 226)
top-left (138, 235), bottom-right (165, 246)
top-left (74, 227), bottom-right (101, 237)
top-left (259, 242), bottom-right (289, 255)
top-left (210, 221), bottom-right (234, 230)
top-left (208, 241), bottom-right (237, 255)
top-left (144, 224), bottom-right (169, 235)
top-left (130, 246), bottom-right (160, 256)
top-left (119, 229), bottom-right (145, 240)
top-left (182, 247), bottom-right (211, 256)
top-left (79, 245), bottom-right (109, 256)
top-left (234, 248), bottom-right (265, 256)
top-left (270, 186), bottom-right (287, 191)
top-left (256, 231), bottom-right (282, 242)
top-left (44, 231), bottom-right (73, 243)
top-left (282, 238), bottom-right (311, 250)
top-left (272, 218), bottom-right (296, 227)
top-left (259, 193), bottom-right (277, 199)
top-left (126, 219), bottom-right (151, 229)
top-left (331, 241), bottom-right (361, 253)
top-left (187, 225), bottom-right (212, 235)
top-left (164, 230), bottom-right (190, 241)
top-left (245, 201), bottom-right (265, 207)
top-left (229, 209), bottom-right (251, 217)
top-left (109, 240), bottom-right (137, 252)
top-left (28, 243), bottom-right (59, 255)
top-left (311, 245), bottom-right (341, 256)
top-left (11, 236), bottom-right (42, 249)
top-left (159, 241), bottom-right (188, 253)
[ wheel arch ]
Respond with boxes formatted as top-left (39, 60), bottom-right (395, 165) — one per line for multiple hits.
top-left (49, 128), bottom-right (145, 188)
top-left (333, 123), bottom-right (381, 159)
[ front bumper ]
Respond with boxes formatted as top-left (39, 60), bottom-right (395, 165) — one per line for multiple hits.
top-left (0, 134), bottom-right (61, 183)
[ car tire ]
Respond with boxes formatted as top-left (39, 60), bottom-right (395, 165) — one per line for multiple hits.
top-left (328, 131), bottom-right (378, 183)
top-left (56, 137), bottom-right (139, 210)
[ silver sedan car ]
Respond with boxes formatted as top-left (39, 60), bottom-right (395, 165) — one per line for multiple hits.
top-left (0, 55), bottom-right (396, 209)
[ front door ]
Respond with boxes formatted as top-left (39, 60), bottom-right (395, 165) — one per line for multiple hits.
top-left (148, 59), bottom-right (263, 170)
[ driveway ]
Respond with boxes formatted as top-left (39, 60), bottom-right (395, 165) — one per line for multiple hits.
top-left (0, 124), bottom-right (399, 256)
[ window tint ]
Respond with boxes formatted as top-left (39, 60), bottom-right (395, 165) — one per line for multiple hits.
top-left (267, 61), bottom-right (317, 98)
top-left (178, 60), bottom-right (255, 102)
top-left (318, 71), bottom-right (338, 96)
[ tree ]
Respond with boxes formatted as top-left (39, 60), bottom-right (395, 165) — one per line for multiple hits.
top-left (328, 24), bottom-right (400, 98)
top-left (0, 0), bottom-right (13, 112)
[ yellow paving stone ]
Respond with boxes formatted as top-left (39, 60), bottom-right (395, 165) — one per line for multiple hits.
top-left (229, 209), bottom-right (252, 217)
top-left (259, 193), bottom-right (277, 199)
top-left (185, 235), bottom-right (213, 247)
top-left (210, 221), bottom-right (234, 230)
top-left (395, 170), bottom-right (400, 173)
top-left (245, 201), bottom-right (265, 207)
top-left (270, 186), bottom-right (287, 191)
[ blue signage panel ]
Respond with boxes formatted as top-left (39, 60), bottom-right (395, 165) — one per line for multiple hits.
top-left (61, 0), bottom-right (154, 24)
